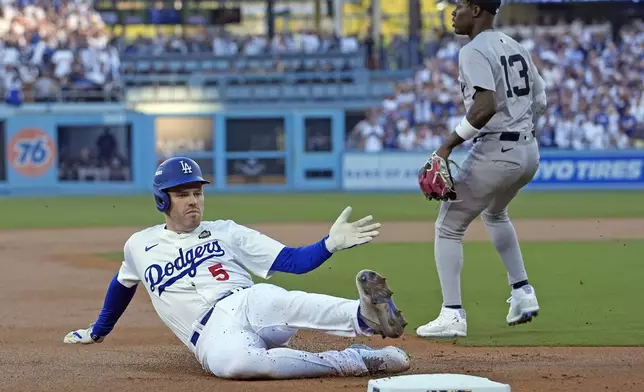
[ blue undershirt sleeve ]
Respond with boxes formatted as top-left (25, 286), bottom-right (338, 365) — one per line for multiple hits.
top-left (270, 236), bottom-right (333, 275)
top-left (91, 273), bottom-right (138, 338)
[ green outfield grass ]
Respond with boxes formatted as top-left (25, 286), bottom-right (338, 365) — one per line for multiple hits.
top-left (3, 190), bottom-right (644, 229)
top-left (100, 240), bottom-right (644, 347)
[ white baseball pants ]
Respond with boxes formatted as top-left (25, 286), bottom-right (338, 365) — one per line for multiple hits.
top-left (192, 283), bottom-right (371, 379)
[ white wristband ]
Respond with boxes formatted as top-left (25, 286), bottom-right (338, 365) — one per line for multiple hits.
top-left (454, 117), bottom-right (480, 140)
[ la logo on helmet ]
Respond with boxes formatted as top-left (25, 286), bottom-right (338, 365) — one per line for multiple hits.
top-left (180, 160), bottom-right (193, 174)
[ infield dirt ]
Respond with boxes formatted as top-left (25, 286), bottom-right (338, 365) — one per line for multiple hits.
top-left (1, 218), bottom-right (643, 392)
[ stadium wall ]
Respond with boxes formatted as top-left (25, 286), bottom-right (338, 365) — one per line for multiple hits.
top-left (1, 107), bottom-right (643, 196)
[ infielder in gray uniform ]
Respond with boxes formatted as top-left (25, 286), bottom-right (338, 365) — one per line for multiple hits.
top-left (416, 0), bottom-right (547, 338)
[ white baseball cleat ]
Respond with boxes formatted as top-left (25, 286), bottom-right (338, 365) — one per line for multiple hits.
top-left (349, 344), bottom-right (411, 375)
top-left (416, 307), bottom-right (467, 338)
top-left (506, 284), bottom-right (540, 326)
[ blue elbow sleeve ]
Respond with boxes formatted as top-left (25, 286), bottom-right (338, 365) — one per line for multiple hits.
top-left (91, 273), bottom-right (137, 338)
top-left (270, 236), bottom-right (333, 274)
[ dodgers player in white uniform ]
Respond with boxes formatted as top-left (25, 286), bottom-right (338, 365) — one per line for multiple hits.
top-left (63, 157), bottom-right (410, 379)
top-left (416, 0), bottom-right (547, 338)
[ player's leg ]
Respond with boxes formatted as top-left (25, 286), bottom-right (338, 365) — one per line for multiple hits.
top-left (483, 187), bottom-right (541, 326)
top-left (245, 282), bottom-right (364, 338)
top-left (242, 272), bottom-right (406, 340)
top-left (482, 184), bottom-right (531, 288)
top-left (194, 293), bottom-right (409, 380)
top-left (194, 306), bottom-right (363, 379)
top-left (482, 139), bottom-right (540, 326)
top-left (417, 183), bottom-right (493, 336)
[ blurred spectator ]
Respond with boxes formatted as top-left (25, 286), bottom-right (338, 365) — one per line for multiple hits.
top-left (33, 66), bottom-right (60, 101)
top-left (96, 127), bottom-right (117, 165)
top-left (349, 109), bottom-right (386, 152)
top-left (352, 19), bottom-right (644, 151)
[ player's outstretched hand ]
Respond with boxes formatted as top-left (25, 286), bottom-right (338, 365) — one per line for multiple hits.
top-left (63, 323), bottom-right (104, 344)
top-left (324, 206), bottom-right (381, 253)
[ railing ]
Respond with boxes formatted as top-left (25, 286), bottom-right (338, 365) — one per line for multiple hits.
top-left (9, 69), bottom-right (412, 106)
top-left (122, 70), bottom-right (413, 104)
top-left (7, 85), bottom-right (124, 106)
top-left (8, 69), bottom-right (412, 106)
top-left (120, 49), bottom-right (368, 74)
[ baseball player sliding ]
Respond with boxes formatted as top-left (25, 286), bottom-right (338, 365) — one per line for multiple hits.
top-left (63, 157), bottom-right (410, 379)
top-left (416, 0), bottom-right (546, 338)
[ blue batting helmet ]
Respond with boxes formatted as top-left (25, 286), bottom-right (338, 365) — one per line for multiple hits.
top-left (153, 157), bottom-right (210, 212)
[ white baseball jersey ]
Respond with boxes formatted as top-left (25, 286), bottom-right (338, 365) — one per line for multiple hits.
top-left (116, 220), bottom-right (286, 347)
top-left (458, 30), bottom-right (546, 134)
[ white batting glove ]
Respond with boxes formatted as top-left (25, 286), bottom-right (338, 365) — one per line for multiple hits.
top-left (324, 206), bottom-right (381, 253)
top-left (63, 323), bottom-right (104, 344)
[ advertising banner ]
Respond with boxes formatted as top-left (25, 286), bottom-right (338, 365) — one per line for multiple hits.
top-left (529, 152), bottom-right (644, 189)
top-left (342, 150), bottom-right (644, 191)
top-left (5, 123), bottom-right (58, 186)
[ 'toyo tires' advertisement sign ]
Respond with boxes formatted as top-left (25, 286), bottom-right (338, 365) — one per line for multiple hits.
top-left (342, 150), bottom-right (644, 191)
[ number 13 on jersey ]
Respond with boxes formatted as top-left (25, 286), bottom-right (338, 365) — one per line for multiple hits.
top-left (500, 54), bottom-right (530, 98)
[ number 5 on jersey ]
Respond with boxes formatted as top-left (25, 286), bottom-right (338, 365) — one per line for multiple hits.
top-left (500, 54), bottom-right (530, 98)
top-left (208, 263), bottom-right (230, 281)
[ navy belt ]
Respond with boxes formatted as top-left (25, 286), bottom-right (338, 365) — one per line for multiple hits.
top-left (190, 307), bottom-right (214, 346)
top-left (474, 130), bottom-right (535, 143)
top-left (190, 287), bottom-right (249, 347)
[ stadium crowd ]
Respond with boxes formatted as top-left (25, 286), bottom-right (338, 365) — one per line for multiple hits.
top-left (2, 1), bottom-right (642, 152)
top-left (0, 0), bottom-right (365, 101)
top-left (0, 0), bottom-right (121, 104)
top-left (349, 19), bottom-right (644, 151)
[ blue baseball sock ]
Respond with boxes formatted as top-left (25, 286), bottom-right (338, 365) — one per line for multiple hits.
top-left (357, 305), bottom-right (373, 332)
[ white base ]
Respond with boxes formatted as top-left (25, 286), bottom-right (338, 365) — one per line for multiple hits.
top-left (367, 373), bottom-right (511, 392)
